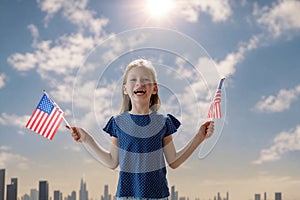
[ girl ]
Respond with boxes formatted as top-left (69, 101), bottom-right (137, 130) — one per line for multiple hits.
top-left (67, 59), bottom-right (214, 200)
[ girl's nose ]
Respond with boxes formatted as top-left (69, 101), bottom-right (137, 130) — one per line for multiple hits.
top-left (136, 79), bottom-right (145, 86)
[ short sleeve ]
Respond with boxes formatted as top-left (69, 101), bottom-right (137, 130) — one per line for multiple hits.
top-left (165, 114), bottom-right (181, 136)
top-left (103, 116), bottom-right (118, 138)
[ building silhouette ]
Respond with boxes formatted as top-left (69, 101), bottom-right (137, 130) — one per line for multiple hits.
top-left (255, 193), bottom-right (261, 200)
top-left (65, 190), bottom-right (76, 200)
top-left (79, 179), bottom-right (88, 200)
top-left (39, 181), bottom-right (49, 200)
top-left (71, 191), bottom-right (76, 200)
top-left (0, 169), bottom-right (5, 200)
top-left (101, 185), bottom-right (111, 200)
top-left (21, 194), bottom-right (30, 200)
top-left (275, 192), bottom-right (282, 200)
top-left (6, 178), bottom-right (17, 200)
top-left (30, 189), bottom-right (38, 200)
top-left (213, 192), bottom-right (229, 200)
top-left (170, 186), bottom-right (178, 200)
top-left (54, 190), bottom-right (62, 200)
top-left (217, 192), bottom-right (221, 200)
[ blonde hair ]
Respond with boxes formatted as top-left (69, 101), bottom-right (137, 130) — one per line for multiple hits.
top-left (120, 59), bottom-right (161, 113)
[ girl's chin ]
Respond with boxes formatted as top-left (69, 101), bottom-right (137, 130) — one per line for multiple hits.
top-left (131, 97), bottom-right (150, 104)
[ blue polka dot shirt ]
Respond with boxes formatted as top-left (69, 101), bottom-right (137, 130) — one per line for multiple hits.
top-left (103, 112), bottom-right (181, 199)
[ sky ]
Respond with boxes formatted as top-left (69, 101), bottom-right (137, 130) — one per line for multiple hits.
top-left (1, 0), bottom-right (300, 200)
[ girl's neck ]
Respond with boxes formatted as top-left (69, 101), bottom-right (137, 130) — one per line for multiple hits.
top-left (129, 105), bottom-right (151, 115)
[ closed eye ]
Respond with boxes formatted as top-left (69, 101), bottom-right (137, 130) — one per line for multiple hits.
top-left (142, 78), bottom-right (151, 83)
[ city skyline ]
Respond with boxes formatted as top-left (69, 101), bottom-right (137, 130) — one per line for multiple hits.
top-left (1, 168), bottom-right (285, 200)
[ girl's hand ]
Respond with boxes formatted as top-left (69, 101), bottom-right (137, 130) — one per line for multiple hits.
top-left (198, 121), bottom-right (214, 141)
top-left (66, 125), bottom-right (90, 143)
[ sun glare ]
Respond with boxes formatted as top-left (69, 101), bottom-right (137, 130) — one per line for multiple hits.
top-left (146, 0), bottom-right (175, 19)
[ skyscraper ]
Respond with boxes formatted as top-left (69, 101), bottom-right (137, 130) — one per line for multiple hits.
top-left (71, 191), bottom-right (76, 200)
top-left (11, 179), bottom-right (17, 200)
top-left (39, 181), bottom-right (49, 200)
top-left (275, 192), bottom-right (282, 200)
top-left (21, 194), bottom-right (30, 200)
top-left (217, 192), bottom-right (221, 200)
top-left (170, 186), bottom-right (178, 200)
top-left (101, 185), bottom-right (111, 200)
top-left (30, 189), bottom-right (38, 200)
top-left (6, 178), bottom-right (17, 200)
top-left (65, 190), bottom-right (76, 200)
top-left (54, 190), bottom-right (62, 200)
top-left (255, 194), bottom-right (261, 200)
top-left (0, 169), bottom-right (5, 200)
top-left (79, 179), bottom-right (88, 200)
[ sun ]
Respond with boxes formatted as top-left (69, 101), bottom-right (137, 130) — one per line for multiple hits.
top-left (145, 0), bottom-right (175, 19)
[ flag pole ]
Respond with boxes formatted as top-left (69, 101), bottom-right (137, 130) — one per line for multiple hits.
top-left (43, 89), bottom-right (71, 127)
top-left (218, 77), bottom-right (225, 90)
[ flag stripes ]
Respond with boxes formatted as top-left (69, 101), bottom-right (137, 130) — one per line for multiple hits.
top-left (207, 78), bottom-right (225, 119)
top-left (26, 93), bottom-right (64, 140)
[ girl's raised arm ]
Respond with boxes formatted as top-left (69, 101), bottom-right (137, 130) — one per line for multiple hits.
top-left (67, 126), bottom-right (119, 169)
top-left (163, 121), bottom-right (214, 169)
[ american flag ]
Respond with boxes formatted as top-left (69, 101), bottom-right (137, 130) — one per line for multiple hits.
top-left (26, 93), bottom-right (64, 140)
top-left (207, 78), bottom-right (225, 119)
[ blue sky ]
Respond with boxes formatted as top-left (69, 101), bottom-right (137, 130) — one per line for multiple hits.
top-left (1, 0), bottom-right (300, 200)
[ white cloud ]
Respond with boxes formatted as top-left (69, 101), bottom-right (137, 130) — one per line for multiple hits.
top-left (62, 0), bottom-right (108, 37)
top-left (71, 79), bottom-right (119, 129)
top-left (7, 52), bottom-right (38, 72)
top-left (64, 145), bottom-right (81, 152)
top-left (0, 146), bottom-right (11, 151)
top-left (0, 113), bottom-right (30, 129)
top-left (7, 0), bottom-right (110, 105)
top-left (0, 148), bottom-right (30, 170)
top-left (38, 0), bottom-right (108, 36)
top-left (49, 82), bottom-right (74, 103)
top-left (176, 0), bottom-right (232, 23)
top-left (254, 85), bottom-right (300, 113)
top-left (253, 125), bottom-right (300, 164)
top-left (174, 56), bottom-right (201, 83)
top-left (255, 0), bottom-right (300, 37)
top-left (0, 73), bottom-right (7, 89)
top-left (216, 35), bottom-right (261, 77)
top-left (6, 0), bottom-right (114, 115)
top-left (214, 0), bottom-right (299, 79)
top-left (8, 33), bottom-right (99, 75)
top-left (28, 24), bottom-right (39, 45)
top-left (37, 0), bottom-right (64, 21)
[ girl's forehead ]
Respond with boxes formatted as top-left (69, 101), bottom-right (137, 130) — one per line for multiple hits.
top-left (127, 66), bottom-right (153, 76)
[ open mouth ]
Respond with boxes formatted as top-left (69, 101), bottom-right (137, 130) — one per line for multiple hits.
top-left (134, 89), bottom-right (146, 94)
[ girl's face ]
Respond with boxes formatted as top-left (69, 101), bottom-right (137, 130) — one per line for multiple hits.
top-left (123, 66), bottom-right (157, 106)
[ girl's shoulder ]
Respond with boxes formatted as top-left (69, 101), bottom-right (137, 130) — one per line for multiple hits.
top-left (151, 112), bottom-right (181, 129)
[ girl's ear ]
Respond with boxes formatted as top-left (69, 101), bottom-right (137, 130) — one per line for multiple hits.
top-left (152, 85), bottom-right (158, 95)
top-left (123, 85), bottom-right (128, 95)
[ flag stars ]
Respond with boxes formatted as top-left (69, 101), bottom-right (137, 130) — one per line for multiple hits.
top-left (37, 95), bottom-right (54, 114)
